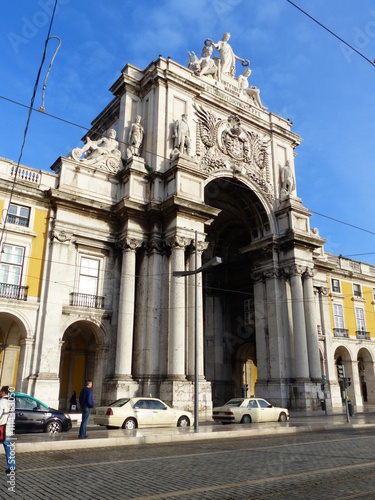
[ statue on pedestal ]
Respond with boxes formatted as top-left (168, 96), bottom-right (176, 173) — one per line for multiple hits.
top-left (280, 161), bottom-right (295, 199)
top-left (127, 115), bottom-right (144, 159)
top-left (171, 114), bottom-right (191, 158)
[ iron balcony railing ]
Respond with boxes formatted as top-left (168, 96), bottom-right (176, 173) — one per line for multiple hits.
top-left (333, 328), bottom-right (349, 338)
top-left (356, 331), bottom-right (371, 340)
top-left (0, 283), bottom-right (28, 301)
top-left (6, 213), bottom-right (29, 227)
top-left (69, 292), bottom-right (105, 309)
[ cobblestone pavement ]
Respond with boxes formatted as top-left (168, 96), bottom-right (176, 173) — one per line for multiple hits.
top-left (3, 427), bottom-right (375, 500)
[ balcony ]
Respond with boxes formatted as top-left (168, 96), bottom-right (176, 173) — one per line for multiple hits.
top-left (333, 328), bottom-right (349, 338)
top-left (0, 283), bottom-right (28, 301)
top-left (356, 331), bottom-right (370, 340)
top-left (69, 292), bottom-right (105, 309)
top-left (7, 213), bottom-right (29, 227)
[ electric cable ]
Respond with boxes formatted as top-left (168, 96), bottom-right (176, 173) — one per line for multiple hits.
top-left (285, 0), bottom-right (375, 67)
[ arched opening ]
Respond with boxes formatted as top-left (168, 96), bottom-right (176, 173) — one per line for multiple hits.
top-left (334, 347), bottom-right (352, 404)
top-left (357, 348), bottom-right (374, 404)
top-left (59, 320), bottom-right (105, 410)
top-left (203, 176), bottom-right (270, 405)
top-left (0, 313), bottom-right (26, 389)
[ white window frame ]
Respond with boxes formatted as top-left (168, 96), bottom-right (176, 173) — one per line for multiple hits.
top-left (7, 203), bottom-right (30, 227)
top-left (333, 304), bottom-right (344, 330)
top-left (0, 244), bottom-right (25, 286)
top-left (78, 257), bottom-right (100, 296)
top-left (355, 307), bottom-right (366, 332)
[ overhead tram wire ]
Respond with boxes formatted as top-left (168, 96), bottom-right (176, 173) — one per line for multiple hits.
top-left (285, 0), bottom-right (375, 67)
top-left (0, 0), bottom-right (59, 252)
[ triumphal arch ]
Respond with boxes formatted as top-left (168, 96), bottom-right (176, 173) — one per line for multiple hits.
top-left (53, 32), bottom-right (325, 412)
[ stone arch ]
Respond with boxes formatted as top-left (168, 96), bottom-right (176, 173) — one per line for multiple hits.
top-left (0, 311), bottom-right (30, 389)
top-left (334, 345), bottom-right (353, 403)
top-left (203, 174), bottom-right (271, 405)
top-left (357, 347), bottom-right (374, 404)
top-left (59, 319), bottom-right (107, 410)
top-left (235, 341), bottom-right (257, 398)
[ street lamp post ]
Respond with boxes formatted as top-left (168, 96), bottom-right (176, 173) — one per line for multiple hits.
top-left (173, 231), bottom-right (221, 432)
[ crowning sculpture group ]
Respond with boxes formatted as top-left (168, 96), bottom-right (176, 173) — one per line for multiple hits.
top-left (66, 33), bottom-right (293, 195)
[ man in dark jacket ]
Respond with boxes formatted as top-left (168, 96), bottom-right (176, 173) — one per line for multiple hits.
top-left (78, 380), bottom-right (94, 439)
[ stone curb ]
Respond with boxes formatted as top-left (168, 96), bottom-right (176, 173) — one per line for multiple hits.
top-left (14, 421), bottom-right (375, 454)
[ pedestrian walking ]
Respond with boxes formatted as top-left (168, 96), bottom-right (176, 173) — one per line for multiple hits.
top-left (0, 386), bottom-right (15, 474)
top-left (78, 380), bottom-right (94, 439)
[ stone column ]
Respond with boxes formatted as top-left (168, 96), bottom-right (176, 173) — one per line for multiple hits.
top-left (168, 236), bottom-right (187, 379)
top-left (303, 268), bottom-right (321, 381)
top-left (93, 345), bottom-right (107, 405)
top-left (187, 241), bottom-right (207, 380)
top-left (264, 268), bottom-right (287, 381)
top-left (289, 265), bottom-right (310, 380)
top-left (145, 241), bottom-right (164, 380)
top-left (133, 248), bottom-right (149, 377)
top-left (16, 338), bottom-right (34, 393)
top-left (252, 273), bottom-right (269, 383)
top-left (114, 238), bottom-right (141, 379)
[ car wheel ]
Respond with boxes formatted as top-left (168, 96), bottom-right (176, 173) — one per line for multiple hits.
top-left (123, 418), bottom-right (137, 430)
top-left (241, 414), bottom-right (251, 424)
top-left (177, 416), bottom-right (190, 427)
top-left (45, 420), bottom-right (62, 433)
top-left (278, 412), bottom-right (287, 422)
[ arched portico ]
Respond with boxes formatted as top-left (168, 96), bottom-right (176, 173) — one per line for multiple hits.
top-left (0, 312), bottom-right (30, 389)
top-left (59, 319), bottom-right (107, 410)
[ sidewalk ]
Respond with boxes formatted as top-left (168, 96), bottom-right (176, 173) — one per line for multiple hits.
top-left (14, 409), bottom-right (375, 454)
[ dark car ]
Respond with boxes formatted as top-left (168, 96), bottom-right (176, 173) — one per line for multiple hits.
top-left (14, 393), bottom-right (72, 434)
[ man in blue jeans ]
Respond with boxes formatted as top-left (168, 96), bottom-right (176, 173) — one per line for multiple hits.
top-left (78, 380), bottom-right (94, 439)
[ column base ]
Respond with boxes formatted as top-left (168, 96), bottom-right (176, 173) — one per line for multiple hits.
top-left (160, 379), bottom-right (212, 416)
top-left (104, 378), bottom-right (139, 405)
top-left (28, 373), bottom-right (60, 409)
top-left (255, 379), bottom-right (325, 411)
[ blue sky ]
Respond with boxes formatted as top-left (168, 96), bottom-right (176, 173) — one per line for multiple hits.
top-left (1, 1), bottom-right (375, 264)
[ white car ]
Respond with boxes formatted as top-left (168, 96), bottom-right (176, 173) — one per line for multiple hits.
top-left (94, 397), bottom-right (193, 430)
top-left (212, 397), bottom-right (289, 424)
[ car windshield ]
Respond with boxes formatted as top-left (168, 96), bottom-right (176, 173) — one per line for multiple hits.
top-left (224, 399), bottom-right (244, 407)
top-left (108, 398), bottom-right (130, 407)
top-left (15, 394), bottom-right (49, 411)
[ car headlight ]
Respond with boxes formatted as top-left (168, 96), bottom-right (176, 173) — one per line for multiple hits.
top-left (64, 414), bottom-right (70, 419)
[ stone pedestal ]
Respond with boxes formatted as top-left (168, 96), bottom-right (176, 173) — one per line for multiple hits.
top-left (160, 379), bottom-right (212, 415)
top-left (104, 379), bottom-right (139, 406)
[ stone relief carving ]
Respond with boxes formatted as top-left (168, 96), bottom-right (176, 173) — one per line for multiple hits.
top-left (127, 116), bottom-right (144, 159)
top-left (194, 103), bottom-right (273, 199)
top-left (68, 129), bottom-right (121, 173)
top-left (52, 230), bottom-right (72, 243)
top-left (279, 160), bottom-right (295, 199)
top-left (171, 114), bottom-right (192, 158)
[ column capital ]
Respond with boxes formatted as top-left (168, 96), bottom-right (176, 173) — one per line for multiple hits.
top-left (167, 235), bottom-right (189, 250)
top-left (189, 240), bottom-right (209, 254)
top-left (302, 267), bottom-right (316, 280)
top-left (317, 286), bottom-right (329, 296)
top-left (117, 237), bottom-right (142, 251)
top-left (284, 264), bottom-right (305, 277)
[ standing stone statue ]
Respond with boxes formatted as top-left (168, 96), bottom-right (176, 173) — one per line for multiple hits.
top-left (280, 161), bottom-right (295, 198)
top-left (172, 114), bottom-right (191, 156)
top-left (206, 32), bottom-right (249, 79)
top-left (127, 115), bottom-right (144, 158)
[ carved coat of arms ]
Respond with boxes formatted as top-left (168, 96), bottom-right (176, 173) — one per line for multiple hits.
top-left (194, 103), bottom-right (273, 199)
